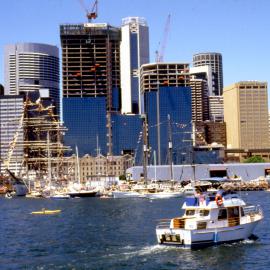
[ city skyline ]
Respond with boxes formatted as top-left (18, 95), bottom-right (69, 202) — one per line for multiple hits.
top-left (1, 0), bottom-right (270, 100)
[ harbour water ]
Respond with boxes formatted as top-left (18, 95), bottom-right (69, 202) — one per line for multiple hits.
top-left (1, 192), bottom-right (270, 269)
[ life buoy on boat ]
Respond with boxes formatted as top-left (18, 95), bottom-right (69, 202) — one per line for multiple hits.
top-left (215, 194), bottom-right (223, 206)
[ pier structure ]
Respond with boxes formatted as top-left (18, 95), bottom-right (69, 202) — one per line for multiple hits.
top-left (127, 163), bottom-right (270, 183)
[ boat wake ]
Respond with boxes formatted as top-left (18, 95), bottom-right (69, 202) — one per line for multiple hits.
top-left (103, 244), bottom-right (176, 260)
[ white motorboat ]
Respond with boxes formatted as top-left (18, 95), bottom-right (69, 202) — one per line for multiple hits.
top-left (156, 190), bottom-right (263, 249)
top-left (145, 191), bottom-right (183, 200)
top-left (50, 193), bottom-right (70, 199)
top-left (183, 183), bottom-right (196, 196)
top-left (112, 191), bottom-right (144, 199)
top-left (183, 180), bottom-right (215, 196)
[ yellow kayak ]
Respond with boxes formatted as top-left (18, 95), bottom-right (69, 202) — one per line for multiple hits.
top-left (31, 209), bottom-right (61, 215)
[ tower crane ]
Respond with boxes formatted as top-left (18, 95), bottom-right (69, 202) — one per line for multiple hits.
top-left (78, 0), bottom-right (98, 22)
top-left (155, 14), bottom-right (171, 63)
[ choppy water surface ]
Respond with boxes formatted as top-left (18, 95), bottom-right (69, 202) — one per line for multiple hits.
top-left (0, 191), bottom-right (270, 269)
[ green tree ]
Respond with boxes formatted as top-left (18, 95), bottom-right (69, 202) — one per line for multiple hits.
top-left (243, 155), bottom-right (265, 163)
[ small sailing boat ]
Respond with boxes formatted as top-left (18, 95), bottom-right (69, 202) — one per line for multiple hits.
top-left (67, 146), bottom-right (97, 198)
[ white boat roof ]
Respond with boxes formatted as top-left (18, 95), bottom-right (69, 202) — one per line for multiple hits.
top-left (182, 191), bottom-right (246, 209)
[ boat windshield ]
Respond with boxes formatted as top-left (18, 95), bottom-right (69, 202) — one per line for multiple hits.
top-left (185, 209), bottom-right (195, 216)
top-left (199, 210), bottom-right (209, 217)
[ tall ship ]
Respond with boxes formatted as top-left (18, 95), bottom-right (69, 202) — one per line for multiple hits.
top-left (0, 91), bottom-right (71, 196)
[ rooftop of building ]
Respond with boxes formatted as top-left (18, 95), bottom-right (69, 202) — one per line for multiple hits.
top-left (121, 17), bottom-right (148, 26)
top-left (60, 23), bottom-right (120, 35)
top-left (224, 81), bottom-right (268, 91)
top-left (140, 62), bottom-right (190, 69)
top-left (4, 43), bottom-right (59, 57)
top-left (193, 52), bottom-right (222, 57)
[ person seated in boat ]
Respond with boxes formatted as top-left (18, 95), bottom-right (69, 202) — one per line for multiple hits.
top-left (194, 189), bottom-right (206, 206)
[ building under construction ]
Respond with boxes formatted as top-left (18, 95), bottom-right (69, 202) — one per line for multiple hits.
top-left (140, 63), bottom-right (190, 94)
top-left (60, 23), bottom-right (121, 107)
top-left (61, 23), bottom-right (122, 156)
top-left (140, 63), bottom-right (192, 165)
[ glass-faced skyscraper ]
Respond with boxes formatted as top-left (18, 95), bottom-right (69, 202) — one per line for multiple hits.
top-left (4, 43), bottom-right (60, 114)
top-left (120, 17), bottom-right (149, 114)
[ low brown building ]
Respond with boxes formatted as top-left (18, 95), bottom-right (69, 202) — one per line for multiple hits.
top-left (62, 154), bottom-right (134, 182)
top-left (194, 121), bottom-right (226, 147)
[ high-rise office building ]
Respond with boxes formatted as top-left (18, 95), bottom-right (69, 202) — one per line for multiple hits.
top-left (190, 63), bottom-right (224, 148)
top-left (190, 66), bottom-right (213, 96)
top-left (60, 23), bottom-right (121, 155)
top-left (0, 95), bottom-right (24, 174)
top-left (140, 63), bottom-right (192, 165)
top-left (4, 43), bottom-right (60, 114)
top-left (224, 81), bottom-right (269, 151)
top-left (120, 17), bottom-right (149, 114)
top-left (0, 84), bottom-right (4, 95)
top-left (208, 95), bottom-right (224, 122)
top-left (190, 78), bottom-right (209, 122)
top-left (193, 52), bottom-right (223, 96)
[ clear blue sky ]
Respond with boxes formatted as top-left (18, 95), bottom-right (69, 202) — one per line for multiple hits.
top-left (1, 0), bottom-right (270, 98)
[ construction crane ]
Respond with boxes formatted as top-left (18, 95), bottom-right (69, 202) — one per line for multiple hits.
top-left (155, 14), bottom-right (171, 63)
top-left (78, 0), bottom-right (98, 22)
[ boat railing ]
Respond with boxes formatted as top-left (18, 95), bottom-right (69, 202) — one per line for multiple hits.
top-left (243, 205), bottom-right (263, 217)
top-left (156, 219), bottom-right (171, 229)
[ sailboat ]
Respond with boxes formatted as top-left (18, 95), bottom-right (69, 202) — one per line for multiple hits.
top-left (67, 146), bottom-right (97, 198)
top-left (44, 132), bottom-right (70, 199)
top-left (145, 115), bottom-right (183, 199)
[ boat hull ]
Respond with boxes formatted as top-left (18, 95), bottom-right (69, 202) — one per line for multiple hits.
top-left (14, 184), bottom-right (28, 196)
top-left (68, 191), bottom-right (97, 198)
top-left (156, 220), bottom-right (261, 249)
top-left (146, 192), bottom-right (183, 199)
top-left (112, 191), bottom-right (143, 199)
top-left (50, 195), bottom-right (70, 199)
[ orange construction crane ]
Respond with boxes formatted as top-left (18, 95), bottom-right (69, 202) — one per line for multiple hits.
top-left (78, 0), bottom-right (98, 22)
top-left (155, 14), bottom-right (171, 63)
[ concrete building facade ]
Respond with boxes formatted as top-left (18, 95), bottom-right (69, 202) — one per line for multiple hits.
top-left (190, 78), bottom-right (209, 122)
top-left (224, 81), bottom-right (269, 152)
top-left (208, 95), bottom-right (224, 122)
top-left (0, 95), bottom-right (24, 174)
top-left (120, 17), bottom-right (149, 114)
top-left (4, 43), bottom-right (60, 114)
top-left (62, 154), bottom-right (133, 182)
